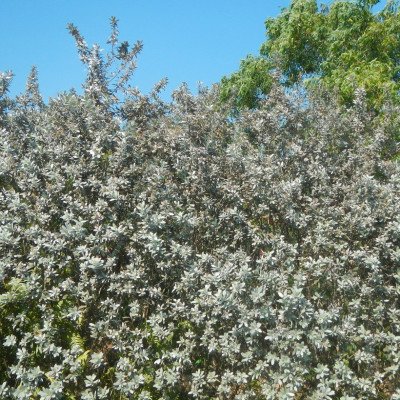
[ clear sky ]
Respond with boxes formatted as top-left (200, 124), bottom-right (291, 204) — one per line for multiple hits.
top-left (0, 0), bottom-right (292, 102)
top-left (0, 0), bottom-right (387, 103)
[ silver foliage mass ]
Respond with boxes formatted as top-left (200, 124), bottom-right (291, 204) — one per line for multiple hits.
top-left (0, 17), bottom-right (400, 400)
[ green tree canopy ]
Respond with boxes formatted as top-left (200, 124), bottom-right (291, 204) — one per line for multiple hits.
top-left (221, 0), bottom-right (400, 110)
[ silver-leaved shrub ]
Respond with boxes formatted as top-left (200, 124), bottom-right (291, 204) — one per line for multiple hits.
top-left (0, 18), bottom-right (400, 400)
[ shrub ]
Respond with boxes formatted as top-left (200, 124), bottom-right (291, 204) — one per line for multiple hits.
top-left (1, 18), bottom-right (400, 400)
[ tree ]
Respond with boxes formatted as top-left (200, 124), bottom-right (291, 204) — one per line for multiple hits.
top-left (221, 0), bottom-right (400, 110)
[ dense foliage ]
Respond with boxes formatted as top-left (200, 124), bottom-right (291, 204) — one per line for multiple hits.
top-left (220, 0), bottom-right (400, 110)
top-left (1, 17), bottom-right (400, 400)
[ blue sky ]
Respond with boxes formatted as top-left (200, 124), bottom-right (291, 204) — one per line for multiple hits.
top-left (0, 0), bottom-right (387, 102)
top-left (0, 0), bottom-right (292, 102)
